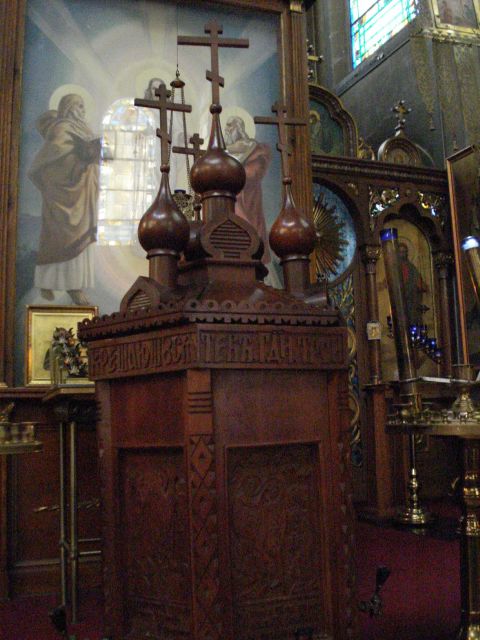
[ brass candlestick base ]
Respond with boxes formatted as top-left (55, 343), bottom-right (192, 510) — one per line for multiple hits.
top-left (388, 397), bottom-right (433, 527)
top-left (395, 505), bottom-right (434, 526)
top-left (394, 432), bottom-right (434, 526)
top-left (456, 625), bottom-right (480, 640)
top-left (387, 366), bottom-right (480, 639)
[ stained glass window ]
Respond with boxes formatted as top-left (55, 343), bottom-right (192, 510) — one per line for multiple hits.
top-left (99, 97), bottom-right (186, 246)
top-left (350, 0), bottom-right (418, 68)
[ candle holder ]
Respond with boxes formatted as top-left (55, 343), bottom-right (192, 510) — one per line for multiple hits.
top-left (380, 228), bottom-right (433, 526)
top-left (0, 403), bottom-right (42, 455)
top-left (386, 317), bottom-right (442, 364)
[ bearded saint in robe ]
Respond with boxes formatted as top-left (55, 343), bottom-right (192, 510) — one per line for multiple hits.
top-left (29, 93), bottom-right (101, 305)
top-left (224, 115), bottom-right (272, 262)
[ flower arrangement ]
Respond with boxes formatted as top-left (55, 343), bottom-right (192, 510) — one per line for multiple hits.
top-left (50, 327), bottom-right (88, 381)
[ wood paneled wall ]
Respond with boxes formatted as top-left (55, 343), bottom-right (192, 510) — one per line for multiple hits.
top-left (0, 392), bottom-right (101, 599)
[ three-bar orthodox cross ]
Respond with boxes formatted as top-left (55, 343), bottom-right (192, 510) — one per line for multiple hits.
top-left (178, 20), bottom-right (248, 105)
top-left (254, 102), bottom-right (306, 182)
top-left (172, 132), bottom-right (205, 164)
top-left (134, 84), bottom-right (192, 168)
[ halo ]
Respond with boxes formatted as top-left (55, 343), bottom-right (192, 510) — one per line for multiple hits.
top-left (135, 67), bottom-right (176, 100)
top-left (220, 106), bottom-right (256, 140)
top-left (49, 85), bottom-right (95, 121)
top-left (397, 235), bottom-right (417, 263)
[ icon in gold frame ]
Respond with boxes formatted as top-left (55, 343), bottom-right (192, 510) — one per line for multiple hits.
top-left (25, 305), bottom-right (97, 386)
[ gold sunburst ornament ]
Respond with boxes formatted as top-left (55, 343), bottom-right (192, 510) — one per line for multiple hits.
top-left (313, 191), bottom-right (348, 278)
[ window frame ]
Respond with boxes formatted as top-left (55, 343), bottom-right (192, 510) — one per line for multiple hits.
top-left (349, 0), bottom-right (419, 68)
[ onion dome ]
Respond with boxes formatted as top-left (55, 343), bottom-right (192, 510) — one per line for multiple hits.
top-left (138, 169), bottom-right (190, 256)
top-left (269, 181), bottom-right (316, 261)
top-left (190, 105), bottom-right (245, 200)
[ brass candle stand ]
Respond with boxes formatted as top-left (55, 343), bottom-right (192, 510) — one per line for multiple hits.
top-left (386, 364), bottom-right (480, 640)
top-left (387, 388), bottom-right (434, 526)
top-left (380, 228), bottom-right (433, 526)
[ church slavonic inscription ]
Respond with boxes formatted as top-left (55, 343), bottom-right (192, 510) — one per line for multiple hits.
top-left (89, 333), bottom-right (198, 378)
top-left (199, 330), bottom-right (345, 367)
top-left (88, 329), bottom-right (347, 379)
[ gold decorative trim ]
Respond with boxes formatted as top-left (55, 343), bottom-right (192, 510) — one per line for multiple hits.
top-left (289, 0), bottom-right (303, 13)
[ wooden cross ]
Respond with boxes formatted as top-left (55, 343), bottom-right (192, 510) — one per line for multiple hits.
top-left (172, 132), bottom-right (205, 164)
top-left (254, 102), bottom-right (306, 180)
top-left (178, 20), bottom-right (249, 105)
top-left (134, 84), bottom-right (192, 166)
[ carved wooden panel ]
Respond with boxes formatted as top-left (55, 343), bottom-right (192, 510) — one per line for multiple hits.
top-left (228, 444), bottom-right (324, 640)
top-left (111, 373), bottom-right (184, 447)
top-left (121, 449), bottom-right (191, 639)
top-left (188, 434), bottom-right (222, 640)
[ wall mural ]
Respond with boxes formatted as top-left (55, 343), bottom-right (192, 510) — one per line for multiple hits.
top-left (14, 0), bottom-right (282, 384)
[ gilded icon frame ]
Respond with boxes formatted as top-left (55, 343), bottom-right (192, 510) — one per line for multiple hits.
top-left (431, 0), bottom-right (480, 33)
top-left (446, 145), bottom-right (480, 364)
top-left (25, 305), bottom-right (97, 386)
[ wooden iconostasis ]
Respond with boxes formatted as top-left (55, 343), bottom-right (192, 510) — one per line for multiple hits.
top-left (308, 83), bottom-right (461, 513)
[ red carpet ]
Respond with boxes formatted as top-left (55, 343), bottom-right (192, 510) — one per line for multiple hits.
top-left (0, 591), bottom-right (104, 640)
top-left (0, 518), bottom-right (461, 639)
top-left (357, 520), bottom-right (460, 639)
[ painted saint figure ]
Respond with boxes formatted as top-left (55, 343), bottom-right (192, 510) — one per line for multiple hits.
top-left (224, 115), bottom-right (271, 260)
top-left (398, 242), bottom-right (428, 326)
top-left (29, 93), bottom-right (101, 305)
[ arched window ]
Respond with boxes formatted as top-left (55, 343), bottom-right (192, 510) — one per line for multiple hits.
top-left (350, 0), bottom-right (418, 68)
top-left (98, 98), bottom-right (159, 247)
top-left (99, 96), bottom-right (188, 247)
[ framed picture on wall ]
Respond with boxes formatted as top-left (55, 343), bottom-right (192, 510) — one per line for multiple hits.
top-left (432, 0), bottom-right (480, 32)
top-left (308, 84), bottom-right (359, 158)
top-left (447, 145), bottom-right (480, 364)
top-left (25, 305), bottom-right (97, 386)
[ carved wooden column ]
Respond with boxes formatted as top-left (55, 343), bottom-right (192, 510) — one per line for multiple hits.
top-left (363, 383), bottom-right (395, 519)
top-left (286, 1), bottom-right (312, 224)
top-left (361, 244), bottom-right (382, 384)
top-left (185, 369), bottom-right (225, 638)
top-left (360, 244), bottom-right (396, 518)
top-left (0, 455), bottom-right (7, 599)
top-left (0, 0), bottom-right (25, 387)
top-left (433, 251), bottom-right (454, 376)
